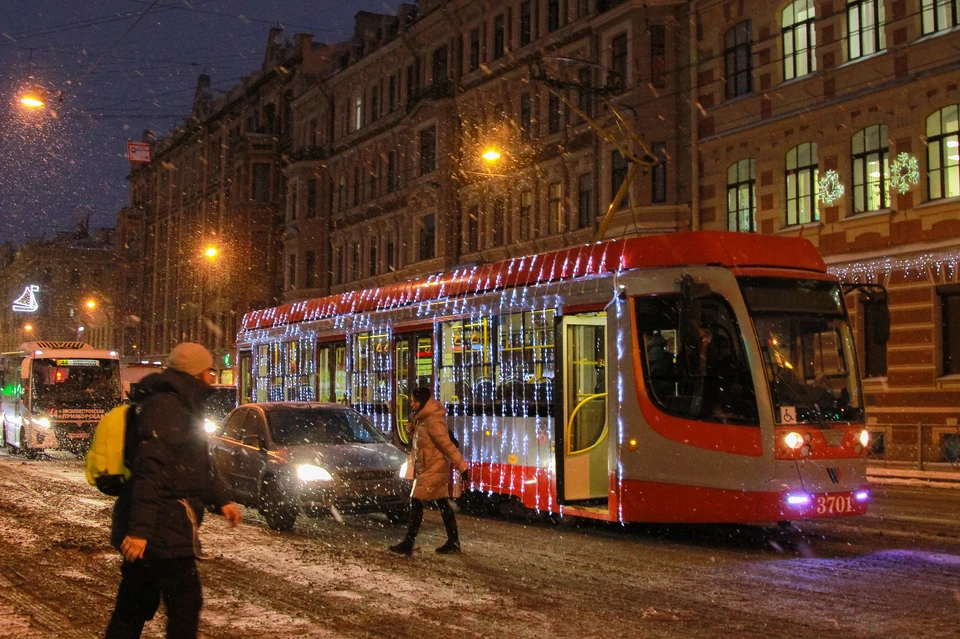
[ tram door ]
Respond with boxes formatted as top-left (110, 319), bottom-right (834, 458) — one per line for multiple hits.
top-left (560, 314), bottom-right (609, 503)
top-left (394, 332), bottom-right (434, 446)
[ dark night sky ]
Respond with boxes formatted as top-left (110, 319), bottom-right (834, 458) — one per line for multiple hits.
top-left (0, 1), bottom-right (403, 245)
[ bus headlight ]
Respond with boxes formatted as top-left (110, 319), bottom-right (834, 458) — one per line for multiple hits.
top-left (784, 432), bottom-right (803, 450)
top-left (858, 430), bottom-right (870, 448)
top-left (297, 464), bottom-right (333, 482)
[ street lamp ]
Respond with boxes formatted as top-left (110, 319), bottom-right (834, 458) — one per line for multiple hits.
top-left (85, 298), bottom-right (97, 310)
top-left (481, 148), bottom-right (502, 163)
top-left (23, 324), bottom-right (33, 333)
top-left (204, 246), bottom-right (218, 259)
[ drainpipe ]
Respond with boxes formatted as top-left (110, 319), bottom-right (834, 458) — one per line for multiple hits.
top-left (689, 3), bottom-right (701, 231)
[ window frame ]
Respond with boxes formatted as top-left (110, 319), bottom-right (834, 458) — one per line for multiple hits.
top-left (418, 213), bottom-right (436, 262)
top-left (922, 0), bottom-right (960, 35)
top-left (851, 124), bottom-right (890, 213)
top-left (727, 158), bottom-right (756, 233)
top-left (927, 105), bottom-right (960, 201)
top-left (419, 125), bottom-right (437, 175)
top-left (782, 0), bottom-right (817, 81)
top-left (785, 142), bottom-right (819, 226)
top-left (611, 150), bottom-right (630, 208)
top-left (724, 21), bottom-right (753, 99)
top-left (848, 0), bottom-right (886, 60)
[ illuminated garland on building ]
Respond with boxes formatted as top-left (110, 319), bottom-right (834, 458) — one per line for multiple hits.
top-left (828, 248), bottom-right (960, 281)
top-left (817, 170), bottom-right (845, 206)
top-left (889, 152), bottom-right (920, 195)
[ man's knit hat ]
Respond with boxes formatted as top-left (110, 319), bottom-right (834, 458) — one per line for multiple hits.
top-left (168, 342), bottom-right (214, 376)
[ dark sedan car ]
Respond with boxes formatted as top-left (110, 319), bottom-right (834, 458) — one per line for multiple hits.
top-left (209, 402), bottom-right (410, 531)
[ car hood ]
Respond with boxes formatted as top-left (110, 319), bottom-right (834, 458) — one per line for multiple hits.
top-left (275, 443), bottom-right (406, 473)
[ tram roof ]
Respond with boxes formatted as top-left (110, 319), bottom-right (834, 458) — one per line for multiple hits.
top-left (241, 231), bottom-right (826, 331)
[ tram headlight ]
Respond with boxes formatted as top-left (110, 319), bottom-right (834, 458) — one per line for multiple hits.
top-left (858, 429), bottom-right (870, 448)
top-left (784, 431), bottom-right (803, 450)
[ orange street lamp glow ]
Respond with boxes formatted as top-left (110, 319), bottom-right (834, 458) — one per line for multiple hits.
top-left (481, 149), bottom-right (502, 162)
top-left (85, 299), bottom-right (97, 310)
top-left (204, 246), bottom-right (219, 259)
top-left (23, 324), bottom-right (33, 332)
top-left (20, 95), bottom-right (45, 109)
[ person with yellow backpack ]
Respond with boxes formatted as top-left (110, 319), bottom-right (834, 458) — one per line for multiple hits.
top-left (87, 343), bottom-right (241, 639)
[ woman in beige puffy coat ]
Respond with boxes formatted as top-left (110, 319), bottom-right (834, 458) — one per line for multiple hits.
top-left (389, 387), bottom-right (468, 555)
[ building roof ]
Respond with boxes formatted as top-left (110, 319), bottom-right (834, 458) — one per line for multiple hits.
top-left (241, 231), bottom-right (827, 331)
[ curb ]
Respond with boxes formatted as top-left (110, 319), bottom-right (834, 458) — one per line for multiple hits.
top-left (867, 466), bottom-right (960, 487)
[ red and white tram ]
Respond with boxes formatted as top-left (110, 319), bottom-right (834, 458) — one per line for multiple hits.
top-left (237, 231), bottom-right (871, 524)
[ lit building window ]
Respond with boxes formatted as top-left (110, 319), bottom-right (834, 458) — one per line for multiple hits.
top-left (922, 0), bottom-right (960, 35)
top-left (848, 0), bottom-right (885, 60)
top-left (786, 142), bottom-right (819, 225)
top-left (783, 0), bottom-right (816, 81)
top-left (727, 158), bottom-right (756, 233)
top-left (927, 105), bottom-right (960, 200)
top-left (851, 124), bottom-right (889, 213)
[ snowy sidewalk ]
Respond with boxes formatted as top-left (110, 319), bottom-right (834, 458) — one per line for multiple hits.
top-left (868, 463), bottom-right (960, 488)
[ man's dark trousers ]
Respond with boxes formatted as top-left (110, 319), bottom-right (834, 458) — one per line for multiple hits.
top-left (104, 557), bottom-right (202, 639)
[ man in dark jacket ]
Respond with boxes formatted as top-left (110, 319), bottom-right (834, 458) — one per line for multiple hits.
top-left (105, 342), bottom-right (241, 639)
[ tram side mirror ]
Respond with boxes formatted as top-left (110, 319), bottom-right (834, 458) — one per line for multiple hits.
top-left (678, 276), bottom-right (713, 374)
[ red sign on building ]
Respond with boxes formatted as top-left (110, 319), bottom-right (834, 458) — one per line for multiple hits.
top-left (127, 142), bottom-right (152, 164)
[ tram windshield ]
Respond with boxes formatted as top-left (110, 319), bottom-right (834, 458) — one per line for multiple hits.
top-left (739, 277), bottom-right (863, 425)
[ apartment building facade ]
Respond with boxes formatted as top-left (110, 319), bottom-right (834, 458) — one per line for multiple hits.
top-left (281, 0), bottom-right (693, 299)
top-left (694, 0), bottom-right (960, 454)
top-left (120, 30), bottom-right (331, 379)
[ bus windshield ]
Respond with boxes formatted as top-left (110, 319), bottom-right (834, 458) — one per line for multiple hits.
top-left (739, 277), bottom-right (863, 425)
top-left (31, 359), bottom-right (122, 410)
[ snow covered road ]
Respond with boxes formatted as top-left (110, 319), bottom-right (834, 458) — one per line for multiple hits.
top-left (0, 452), bottom-right (958, 638)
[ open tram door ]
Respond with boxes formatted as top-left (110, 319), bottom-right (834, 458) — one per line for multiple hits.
top-left (558, 313), bottom-right (609, 505)
top-left (394, 330), bottom-right (434, 447)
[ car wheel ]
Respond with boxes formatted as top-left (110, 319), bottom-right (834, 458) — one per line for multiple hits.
top-left (259, 477), bottom-right (297, 532)
top-left (384, 505), bottom-right (410, 525)
top-left (19, 427), bottom-right (37, 460)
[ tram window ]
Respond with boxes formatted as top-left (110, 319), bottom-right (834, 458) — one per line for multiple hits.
top-left (439, 317), bottom-right (494, 415)
top-left (635, 295), bottom-right (759, 425)
top-left (351, 332), bottom-right (391, 416)
top-left (495, 310), bottom-right (555, 417)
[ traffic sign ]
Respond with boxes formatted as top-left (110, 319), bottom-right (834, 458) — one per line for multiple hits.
top-left (127, 142), bottom-right (152, 163)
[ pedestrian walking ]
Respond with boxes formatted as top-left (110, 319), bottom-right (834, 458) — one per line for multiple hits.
top-left (389, 387), bottom-right (468, 555)
top-left (105, 343), bottom-right (242, 639)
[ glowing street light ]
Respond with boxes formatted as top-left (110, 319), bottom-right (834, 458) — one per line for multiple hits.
top-left (85, 299), bottom-right (97, 310)
top-left (23, 324), bottom-right (33, 332)
top-left (204, 246), bottom-right (219, 259)
top-left (20, 94), bottom-right (45, 109)
top-left (481, 148), bottom-right (502, 163)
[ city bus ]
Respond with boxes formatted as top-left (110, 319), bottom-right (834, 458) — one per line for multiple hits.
top-left (1, 342), bottom-right (122, 457)
top-left (236, 231), bottom-right (872, 524)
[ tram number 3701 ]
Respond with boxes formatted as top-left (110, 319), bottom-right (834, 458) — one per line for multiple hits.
top-left (817, 495), bottom-right (854, 515)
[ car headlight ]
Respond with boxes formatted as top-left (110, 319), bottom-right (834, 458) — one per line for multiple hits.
top-left (297, 464), bottom-right (333, 482)
top-left (32, 417), bottom-right (51, 429)
top-left (398, 460), bottom-right (409, 478)
top-left (203, 418), bottom-right (218, 434)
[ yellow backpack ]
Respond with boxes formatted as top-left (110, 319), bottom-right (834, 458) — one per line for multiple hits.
top-left (85, 404), bottom-right (134, 496)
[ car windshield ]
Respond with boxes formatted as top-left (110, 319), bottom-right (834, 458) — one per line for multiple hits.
top-left (739, 277), bottom-right (863, 425)
top-left (31, 358), bottom-right (121, 409)
top-left (268, 408), bottom-right (387, 446)
top-left (203, 388), bottom-right (237, 423)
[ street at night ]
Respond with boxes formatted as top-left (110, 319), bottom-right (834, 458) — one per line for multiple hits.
top-left (0, 451), bottom-right (958, 639)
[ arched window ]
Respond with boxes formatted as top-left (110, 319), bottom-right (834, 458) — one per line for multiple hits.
top-left (727, 159), bottom-right (756, 233)
top-left (852, 125), bottom-right (889, 213)
top-left (724, 21), bottom-right (753, 99)
top-left (927, 105), bottom-right (960, 200)
top-left (786, 143), bottom-right (819, 225)
top-left (782, 0), bottom-right (816, 81)
top-left (848, 0), bottom-right (886, 60)
top-left (921, 0), bottom-right (959, 35)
